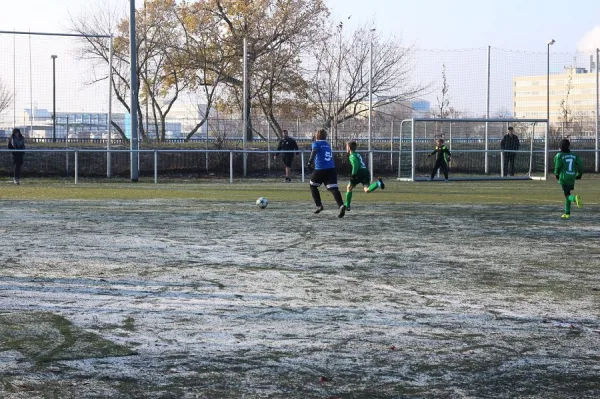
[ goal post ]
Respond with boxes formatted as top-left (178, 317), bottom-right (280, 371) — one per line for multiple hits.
top-left (397, 118), bottom-right (549, 181)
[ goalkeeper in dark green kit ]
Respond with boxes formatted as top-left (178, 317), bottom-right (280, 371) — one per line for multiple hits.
top-left (344, 141), bottom-right (384, 211)
top-left (554, 138), bottom-right (583, 219)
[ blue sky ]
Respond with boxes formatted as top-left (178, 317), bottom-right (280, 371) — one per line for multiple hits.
top-left (1, 0), bottom-right (599, 119)
top-left (1, 0), bottom-right (599, 51)
top-left (327, 0), bottom-right (600, 52)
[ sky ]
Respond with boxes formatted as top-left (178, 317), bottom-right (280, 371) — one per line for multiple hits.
top-left (326, 0), bottom-right (600, 52)
top-left (0, 0), bottom-right (599, 52)
top-left (1, 0), bottom-right (600, 122)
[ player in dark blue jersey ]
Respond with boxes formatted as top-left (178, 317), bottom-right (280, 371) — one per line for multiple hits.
top-left (307, 129), bottom-right (346, 218)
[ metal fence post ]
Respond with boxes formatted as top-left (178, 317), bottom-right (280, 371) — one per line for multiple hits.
top-left (267, 123), bottom-right (271, 171)
top-left (230, 151), bottom-right (233, 184)
top-left (485, 45), bottom-right (491, 174)
top-left (74, 150), bottom-right (78, 185)
top-left (65, 116), bottom-right (69, 177)
top-left (449, 122), bottom-right (453, 151)
top-left (390, 120), bottom-right (394, 168)
top-left (397, 119), bottom-right (409, 179)
top-left (528, 123), bottom-right (536, 176)
top-left (107, 35), bottom-right (113, 178)
top-left (301, 150), bottom-right (305, 183)
top-left (411, 118), bottom-right (415, 181)
top-left (594, 48), bottom-right (600, 173)
top-left (544, 122), bottom-right (549, 181)
top-left (206, 117), bottom-right (209, 173)
top-left (154, 150), bottom-right (158, 184)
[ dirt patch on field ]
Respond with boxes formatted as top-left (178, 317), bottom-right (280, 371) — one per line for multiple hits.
top-left (1, 198), bottom-right (599, 398)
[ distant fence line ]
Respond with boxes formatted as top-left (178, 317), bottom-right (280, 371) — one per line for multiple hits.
top-left (8, 137), bottom-right (600, 145)
top-left (3, 116), bottom-right (599, 146)
top-left (1, 146), bottom-right (598, 183)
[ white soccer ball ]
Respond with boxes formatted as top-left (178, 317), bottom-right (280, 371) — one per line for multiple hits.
top-left (256, 197), bottom-right (269, 209)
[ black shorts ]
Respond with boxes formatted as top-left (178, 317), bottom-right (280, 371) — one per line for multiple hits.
top-left (310, 168), bottom-right (339, 189)
top-left (561, 184), bottom-right (574, 195)
top-left (281, 154), bottom-right (294, 168)
top-left (349, 169), bottom-right (370, 187)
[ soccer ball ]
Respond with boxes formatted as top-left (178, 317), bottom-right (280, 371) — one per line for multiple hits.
top-left (256, 197), bottom-right (269, 209)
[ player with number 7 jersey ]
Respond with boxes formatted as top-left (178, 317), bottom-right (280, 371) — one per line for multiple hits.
top-left (307, 129), bottom-right (346, 218)
top-left (553, 138), bottom-right (583, 219)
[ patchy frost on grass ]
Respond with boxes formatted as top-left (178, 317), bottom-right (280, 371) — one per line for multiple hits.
top-left (1, 200), bottom-right (599, 398)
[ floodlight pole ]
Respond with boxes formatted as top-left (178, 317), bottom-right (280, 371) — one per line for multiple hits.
top-left (368, 28), bottom-right (375, 182)
top-left (485, 45), bottom-right (490, 174)
top-left (107, 35), bottom-right (113, 178)
top-left (594, 48), bottom-right (600, 173)
top-left (547, 40), bottom-right (555, 128)
top-left (243, 37), bottom-right (248, 177)
top-left (51, 55), bottom-right (57, 143)
top-left (130, 0), bottom-right (139, 181)
top-left (546, 39), bottom-right (555, 181)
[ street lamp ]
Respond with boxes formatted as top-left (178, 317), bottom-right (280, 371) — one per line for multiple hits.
top-left (368, 28), bottom-right (376, 182)
top-left (545, 39), bottom-right (555, 181)
top-left (546, 39), bottom-right (555, 126)
top-left (51, 55), bottom-right (57, 143)
top-left (596, 48), bottom-right (599, 172)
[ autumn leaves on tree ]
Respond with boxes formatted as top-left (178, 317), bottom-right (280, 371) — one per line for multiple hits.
top-left (71, 0), bottom-right (425, 142)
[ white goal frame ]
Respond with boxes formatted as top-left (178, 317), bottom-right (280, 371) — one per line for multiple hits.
top-left (397, 118), bottom-right (549, 182)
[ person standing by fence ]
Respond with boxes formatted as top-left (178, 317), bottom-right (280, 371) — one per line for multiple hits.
top-left (274, 129), bottom-right (299, 182)
top-left (7, 128), bottom-right (25, 185)
top-left (500, 126), bottom-right (520, 177)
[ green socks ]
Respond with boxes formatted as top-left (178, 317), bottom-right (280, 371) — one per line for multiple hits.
top-left (347, 182), bottom-right (380, 207)
top-left (565, 195), bottom-right (576, 214)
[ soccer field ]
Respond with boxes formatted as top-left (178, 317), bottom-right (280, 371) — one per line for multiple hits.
top-left (1, 178), bottom-right (599, 398)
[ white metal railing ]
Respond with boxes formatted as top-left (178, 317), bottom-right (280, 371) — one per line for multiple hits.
top-left (2, 147), bottom-right (598, 184)
top-left (1, 148), bottom-right (314, 184)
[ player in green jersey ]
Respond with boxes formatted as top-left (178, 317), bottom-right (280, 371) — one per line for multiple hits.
top-left (427, 138), bottom-right (451, 181)
top-left (344, 141), bottom-right (384, 211)
top-left (554, 138), bottom-right (583, 219)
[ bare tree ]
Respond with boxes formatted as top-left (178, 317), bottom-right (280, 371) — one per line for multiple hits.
top-left (253, 43), bottom-right (315, 140)
top-left (0, 78), bottom-right (13, 117)
top-left (493, 106), bottom-right (512, 119)
top-left (558, 67), bottom-right (574, 138)
top-left (201, 0), bottom-right (328, 141)
top-left (305, 23), bottom-right (427, 143)
top-left (432, 64), bottom-right (450, 119)
top-left (70, 0), bottom-right (193, 142)
top-left (70, 4), bottom-right (129, 140)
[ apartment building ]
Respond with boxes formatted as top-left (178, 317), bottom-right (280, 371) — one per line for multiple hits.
top-left (513, 67), bottom-right (599, 130)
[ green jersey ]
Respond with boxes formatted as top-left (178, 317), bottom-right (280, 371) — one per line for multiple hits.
top-left (349, 152), bottom-right (368, 175)
top-left (554, 151), bottom-right (583, 185)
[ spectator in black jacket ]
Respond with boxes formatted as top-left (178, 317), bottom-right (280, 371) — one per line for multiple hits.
top-left (500, 126), bottom-right (520, 176)
top-left (274, 129), bottom-right (299, 182)
top-left (7, 128), bottom-right (25, 185)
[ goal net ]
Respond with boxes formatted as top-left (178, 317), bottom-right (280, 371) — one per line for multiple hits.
top-left (397, 118), bottom-right (549, 181)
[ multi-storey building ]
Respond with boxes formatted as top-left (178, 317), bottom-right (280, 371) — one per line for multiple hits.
top-left (513, 67), bottom-right (599, 134)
